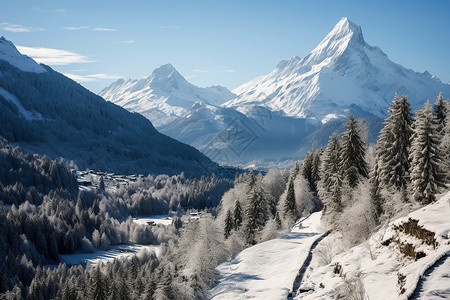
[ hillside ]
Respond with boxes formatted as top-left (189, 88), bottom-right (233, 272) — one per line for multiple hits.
top-left (0, 37), bottom-right (217, 177)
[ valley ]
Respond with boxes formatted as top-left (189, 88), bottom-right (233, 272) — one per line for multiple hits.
top-left (0, 6), bottom-right (449, 300)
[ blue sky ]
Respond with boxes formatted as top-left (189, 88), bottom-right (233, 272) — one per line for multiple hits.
top-left (1, 0), bottom-right (449, 93)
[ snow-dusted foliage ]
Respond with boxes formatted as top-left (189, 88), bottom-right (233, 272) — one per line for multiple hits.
top-left (410, 102), bottom-right (448, 204)
top-left (376, 94), bottom-right (414, 191)
top-left (0, 138), bottom-right (233, 298)
top-left (318, 133), bottom-right (343, 214)
top-left (340, 114), bottom-right (368, 188)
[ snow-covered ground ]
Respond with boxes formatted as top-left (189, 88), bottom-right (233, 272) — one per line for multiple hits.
top-left (209, 211), bottom-right (324, 299)
top-left (133, 215), bottom-right (173, 226)
top-left (59, 244), bottom-right (161, 266)
top-left (410, 254), bottom-right (450, 299)
top-left (297, 191), bottom-right (450, 300)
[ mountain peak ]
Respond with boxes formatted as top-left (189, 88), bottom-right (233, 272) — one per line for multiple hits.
top-left (300, 17), bottom-right (365, 67)
top-left (0, 36), bottom-right (46, 73)
top-left (328, 17), bottom-right (364, 42)
top-left (151, 63), bottom-right (178, 78)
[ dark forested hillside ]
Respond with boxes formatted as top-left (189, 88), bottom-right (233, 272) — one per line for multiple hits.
top-left (0, 60), bottom-right (216, 177)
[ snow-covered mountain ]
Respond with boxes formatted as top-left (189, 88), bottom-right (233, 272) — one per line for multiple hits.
top-left (99, 64), bottom-right (236, 127)
top-left (0, 36), bottom-right (46, 73)
top-left (159, 102), bottom-right (320, 166)
top-left (225, 17), bottom-right (450, 122)
top-left (0, 37), bottom-right (220, 177)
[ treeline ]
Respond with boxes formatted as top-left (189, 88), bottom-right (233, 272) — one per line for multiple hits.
top-left (314, 93), bottom-right (449, 245)
top-left (0, 137), bottom-right (232, 298)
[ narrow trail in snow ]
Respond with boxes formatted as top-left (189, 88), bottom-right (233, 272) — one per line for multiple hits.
top-left (209, 212), bottom-right (323, 300)
top-left (288, 230), bottom-right (331, 299)
top-left (409, 252), bottom-right (450, 300)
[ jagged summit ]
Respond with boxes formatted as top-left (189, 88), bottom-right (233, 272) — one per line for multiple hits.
top-left (225, 17), bottom-right (450, 122)
top-left (99, 64), bottom-right (236, 127)
top-left (0, 36), bottom-right (46, 73)
top-left (150, 63), bottom-right (182, 81)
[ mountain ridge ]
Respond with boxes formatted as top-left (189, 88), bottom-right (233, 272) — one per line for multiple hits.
top-left (99, 63), bottom-right (236, 127)
top-left (225, 17), bottom-right (450, 122)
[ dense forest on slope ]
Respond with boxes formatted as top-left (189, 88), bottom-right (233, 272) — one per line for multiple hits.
top-left (0, 60), bottom-right (218, 177)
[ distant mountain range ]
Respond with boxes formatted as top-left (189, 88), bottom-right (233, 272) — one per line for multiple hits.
top-left (0, 36), bottom-right (220, 177)
top-left (99, 64), bottom-right (235, 127)
top-left (100, 18), bottom-right (449, 167)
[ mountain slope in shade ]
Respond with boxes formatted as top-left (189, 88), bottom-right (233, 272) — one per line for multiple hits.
top-left (0, 37), bottom-right (218, 177)
top-left (225, 17), bottom-right (450, 122)
top-left (99, 64), bottom-right (236, 127)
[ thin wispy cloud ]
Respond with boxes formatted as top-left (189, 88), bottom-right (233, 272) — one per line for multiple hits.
top-left (194, 69), bottom-right (210, 73)
top-left (119, 40), bottom-right (135, 45)
top-left (64, 73), bottom-right (122, 83)
top-left (159, 25), bottom-right (179, 30)
top-left (16, 46), bottom-right (94, 65)
top-left (93, 27), bottom-right (118, 32)
top-left (64, 26), bottom-right (89, 31)
top-left (1, 23), bottom-right (45, 33)
top-left (54, 9), bottom-right (68, 18)
top-left (33, 7), bottom-right (68, 17)
top-left (219, 69), bottom-right (235, 73)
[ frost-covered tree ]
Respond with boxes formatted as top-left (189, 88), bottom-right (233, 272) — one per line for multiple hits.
top-left (245, 188), bottom-right (269, 245)
top-left (369, 160), bottom-right (383, 222)
top-left (318, 133), bottom-right (342, 213)
top-left (88, 266), bottom-right (108, 300)
top-left (302, 149), bottom-right (321, 195)
top-left (283, 180), bottom-right (297, 218)
top-left (224, 210), bottom-right (233, 239)
top-left (410, 102), bottom-right (448, 204)
top-left (376, 94), bottom-right (413, 191)
top-left (340, 115), bottom-right (368, 187)
top-left (433, 92), bottom-right (448, 132)
top-left (233, 200), bottom-right (243, 230)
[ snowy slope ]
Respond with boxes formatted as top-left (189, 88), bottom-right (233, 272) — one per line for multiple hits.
top-left (225, 17), bottom-right (450, 122)
top-left (59, 244), bottom-right (161, 266)
top-left (159, 102), bottom-right (320, 165)
top-left (410, 254), bottom-right (450, 299)
top-left (99, 64), bottom-right (236, 127)
top-left (0, 36), bottom-right (46, 73)
top-left (297, 191), bottom-right (450, 300)
top-left (209, 212), bottom-right (324, 299)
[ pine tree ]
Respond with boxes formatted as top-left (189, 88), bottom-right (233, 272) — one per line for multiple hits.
top-left (292, 162), bottom-right (301, 179)
top-left (433, 92), bottom-right (448, 131)
top-left (233, 200), bottom-right (243, 230)
top-left (245, 188), bottom-right (269, 244)
top-left (340, 115), bottom-right (368, 187)
top-left (318, 133), bottom-right (342, 213)
top-left (369, 160), bottom-right (383, 222)
top-left (311, 150), bottom-right (322, 194)
top-left (376, 94), bottom-right (413, 191)
top-left (88, 266), bottom-right (108, 300)
top-left (302, 151), bottom-right (314, 186)
top-left (274, 212), bottom-right (282, 229)
top-left (224, 210), bottom-right (233, 239)
top-left (284, 180), bottom-right (297, 218)
top-left (410, 102), bottom-right (448, 204)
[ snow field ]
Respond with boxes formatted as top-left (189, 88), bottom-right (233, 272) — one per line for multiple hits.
top-left (209, 211), bottom-right (324, 299)
top-left (59, 244), bottom-right (161, 266)
top-left (297, 191), bottom-right (450, 300)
